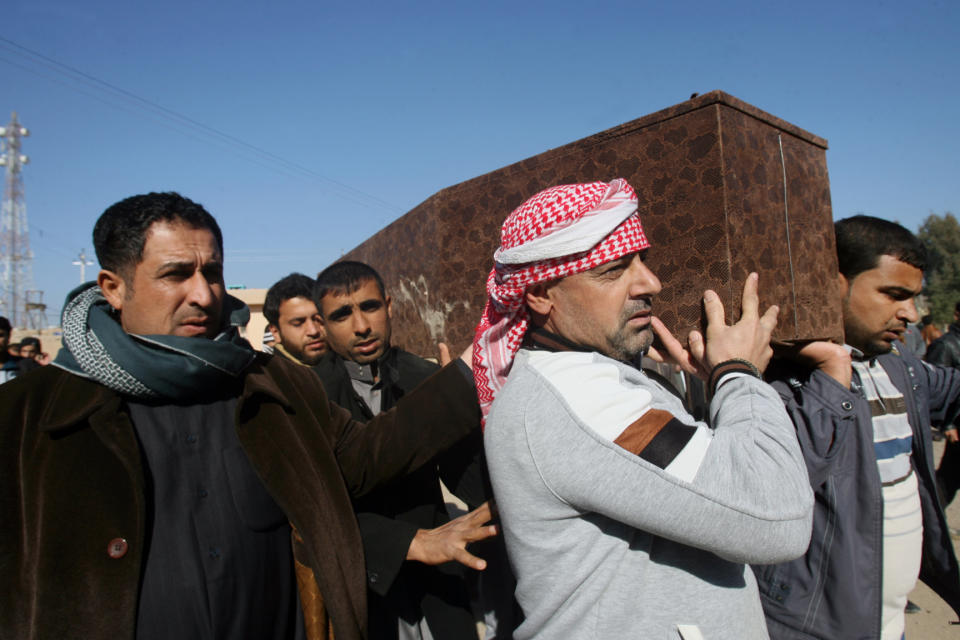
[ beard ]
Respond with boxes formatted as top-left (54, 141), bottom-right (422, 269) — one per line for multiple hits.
top-left (605, 299), bottom-right (655, 363)
top-left (858, 336), bottom-right (896, 358)
top-left (844, 319), bottom-right (903, 358)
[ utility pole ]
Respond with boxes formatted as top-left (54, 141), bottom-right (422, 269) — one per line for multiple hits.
top-left (72, 248), bottom-right (94, 283)
top-left (0, 112), bottom-right (32, 327)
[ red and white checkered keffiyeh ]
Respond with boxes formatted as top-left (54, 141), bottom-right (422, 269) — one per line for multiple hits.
top-left (472, 178), bottom-right (650, 423)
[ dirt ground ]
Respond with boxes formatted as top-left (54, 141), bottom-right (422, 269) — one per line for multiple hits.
top-left (905, 438), bottom-right (960, 639)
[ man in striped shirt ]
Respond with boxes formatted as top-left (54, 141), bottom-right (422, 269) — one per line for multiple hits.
top-left (756, 215), bottom-right (960, 639)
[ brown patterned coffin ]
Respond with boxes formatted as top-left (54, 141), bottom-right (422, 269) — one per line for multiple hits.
top-left (342, 90), bottom-right (841, 356)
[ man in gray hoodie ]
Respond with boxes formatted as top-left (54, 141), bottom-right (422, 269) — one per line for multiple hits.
top-left (473, 179), bottom-right (814, 640)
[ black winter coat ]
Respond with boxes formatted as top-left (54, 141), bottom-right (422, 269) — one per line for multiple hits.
top-left (314, 349), bottom-right (488, 640)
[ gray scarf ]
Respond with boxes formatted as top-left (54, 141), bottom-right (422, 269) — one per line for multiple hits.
top-left (53, 283), bottom-right (256, 400)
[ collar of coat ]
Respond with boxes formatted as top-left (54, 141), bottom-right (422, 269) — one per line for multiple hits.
top-left (38, 352), bottom-right (294, 433)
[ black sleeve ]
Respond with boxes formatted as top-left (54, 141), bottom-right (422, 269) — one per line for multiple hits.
top-left (354, 512), bottom-right (419, 596)
top-left (925, 337), bottom-right (954, 367)
top-left (437, 427), bottom-right (492, 510)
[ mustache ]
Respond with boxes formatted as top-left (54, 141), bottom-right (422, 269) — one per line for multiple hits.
top-left (619, 297), bottom-right (653, 322)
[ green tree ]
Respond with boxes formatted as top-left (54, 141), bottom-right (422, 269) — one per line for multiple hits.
top-left (917, 212), bottom-right (960, 325)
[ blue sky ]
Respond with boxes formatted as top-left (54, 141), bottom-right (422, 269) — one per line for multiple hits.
top-left (2, 0), bottom-right (958, 323)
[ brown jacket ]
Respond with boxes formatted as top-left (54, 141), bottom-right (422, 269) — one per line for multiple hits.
top-left (0, 353), bottom-right (480, 640)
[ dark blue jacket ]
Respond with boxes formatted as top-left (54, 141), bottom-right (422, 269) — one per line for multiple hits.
top-left (754, 343), bottom-right (960, 639)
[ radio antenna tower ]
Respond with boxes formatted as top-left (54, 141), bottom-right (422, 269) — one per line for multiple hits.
top-left (0, 112), bottom-right (32, 327)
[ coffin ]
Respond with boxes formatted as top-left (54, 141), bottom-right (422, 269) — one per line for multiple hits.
top-left (341, 90), bottom-right (841, 356)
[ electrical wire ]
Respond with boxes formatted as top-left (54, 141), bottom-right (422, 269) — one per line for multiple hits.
top-left (0, 37), bottom-right (405, 215)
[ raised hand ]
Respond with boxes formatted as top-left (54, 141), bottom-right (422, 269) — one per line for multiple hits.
top-left (788, 341), bottom-right (852, 389)
top-left (648, 316), bottom-right (710, 379)
top-left (688, 272), bottom-right (779, 374)
top-left (437, 341), bottom-right (473, 370)
top-left (438, 342), bottom-right (452, 366)
top-left (648, 273), bottom-right (779, 377)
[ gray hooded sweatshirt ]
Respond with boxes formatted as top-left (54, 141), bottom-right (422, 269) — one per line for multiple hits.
top-left (484, 349), bottom-right (814, 640)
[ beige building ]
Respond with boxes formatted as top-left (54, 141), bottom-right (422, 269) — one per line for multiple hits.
top-left (230, 287), bottom-right (268, 350)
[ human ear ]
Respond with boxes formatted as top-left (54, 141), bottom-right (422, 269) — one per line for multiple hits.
top-left (525, 284), bottom-right (553, 316)
top-left (268, 324), bottom-right (282, 344)
top-left (835, 272), bottom-right (850, 301)
top-left (97, 269), bottom-right (127, 312)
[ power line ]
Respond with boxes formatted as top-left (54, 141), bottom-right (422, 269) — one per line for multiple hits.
top-left (28, 223), bottom-right (92, 260)
top-left (0, 36), bottom-right (405, 215)
top-left (0, 50), bottom-right (335, 187)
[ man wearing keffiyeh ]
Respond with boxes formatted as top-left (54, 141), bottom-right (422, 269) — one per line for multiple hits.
top-left (477, 178), bottom-right (815, 639)
top-left (0, 191), bottom-right (487, 640)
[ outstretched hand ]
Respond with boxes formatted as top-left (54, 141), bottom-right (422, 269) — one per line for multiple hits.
top-left (405, 500), bottom-right (498, 570)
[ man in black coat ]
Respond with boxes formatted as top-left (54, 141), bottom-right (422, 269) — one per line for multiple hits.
top-left (0, 192), bottom-right (488, 640)
top-left (315, 260), bottom-right (494, 640)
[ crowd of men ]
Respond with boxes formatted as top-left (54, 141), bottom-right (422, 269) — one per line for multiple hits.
top-left (2, 183), bottom-right (959, 640)
top-left (0, 319), bottom-right (46, 382)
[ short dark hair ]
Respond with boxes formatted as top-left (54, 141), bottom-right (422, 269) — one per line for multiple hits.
top-left (834, 215), bottom-right (927, 280)
top-left (0, 316), bottom-right (10, 332)
top-left (315, 261), bottom-right (386, 310)
top-left (19, 336), bottom-right (40, 349)
top-left (93, 192), bottom-right (223, 277)
top-left (264, 273), bottom-right (317, 325)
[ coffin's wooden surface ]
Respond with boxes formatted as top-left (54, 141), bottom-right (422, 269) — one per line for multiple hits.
top-left (342, 91), bottom-right (841, 356)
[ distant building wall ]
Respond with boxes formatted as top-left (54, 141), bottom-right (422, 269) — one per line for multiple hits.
top-left (230, 288), bottom-right (268, 351)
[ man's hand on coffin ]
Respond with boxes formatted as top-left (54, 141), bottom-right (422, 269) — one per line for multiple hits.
top-left (647, 316), bottom-right (710, 380)
top-left (687, 272), bottom-right (780, 374)
top-left (788, 341), bottom-right (852, 389)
